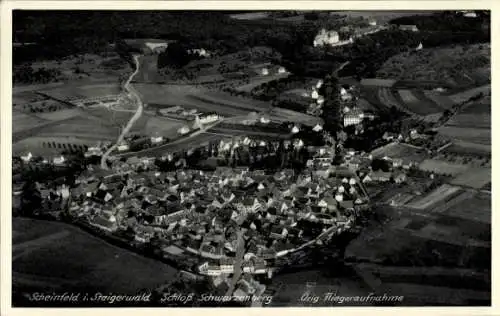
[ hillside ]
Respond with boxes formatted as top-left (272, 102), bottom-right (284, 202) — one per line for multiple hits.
top-left (376, 44), bottom-right (490, 88)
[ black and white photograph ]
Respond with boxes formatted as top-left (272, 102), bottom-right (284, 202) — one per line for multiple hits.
top-left (5, 5), bottom-right (493, 310)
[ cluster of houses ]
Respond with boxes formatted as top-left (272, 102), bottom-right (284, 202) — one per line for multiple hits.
top-left (63, 140), bottom-right (370, 282)
top-left (260, 65), bottom-right (287, 76)
top-left (313, 23), bottom-right (386, 48)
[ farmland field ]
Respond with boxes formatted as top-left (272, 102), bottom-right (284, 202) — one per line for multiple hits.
top-left (270, 107), bottom-right (323, 126)
top-left (460, 96), bottom-right (491, 114)
top-left (446, 113), bottom-right (490, 129)
top-left (143, 116), bottom-right (185, 138)
top-left (35, 115), bottom-right (120, 139)
top-left (442, 141), bottom-right (490, 156)
top-left (234, 72), bottom-right (289, 92)
top-left (84, 107), bottom-right (134, 127)
top-left (12, 218), bottom-right (178, 297)
top-left (13, 91), bottom-right (49, 105)
top-left (34, 108), bottom-right (84, 121)
top-left (437, 126), bottom-right (490, 145)
top-left (229, 12), bottom-right (270, 20)
top-left (395, 89), bottom-right (443, 115)
top-left (423, 90), bottom-right (455, 110)
top-left (134, 83), bottom-right (270, 117)
top-left (39, 83), bottom-right (122, 102)
top-left (440, 193), bottom-right (491, 225)
top-left (191, 91), bottom-right (271, 112)
top-left (398, 89), bottom-right (419, 104)
top-left (13, 111), bottom-right (49, 133)
top-left (405, 184), bottom-right (462, 210)
top-left (449, 168), bottom-right (491, 189)
top-left (281, 88), bottom-right (309, 98)
top-left (418, 159), bottom-right (470, 176)
top-left (448, 85), bottom-right (490, 105)
top-left (333, 10), bottom-right (435, 23)
top-left (377, 88), bottom-right (406, 111)
top-left (360, 87), bottom-right (387, 111)
top-left (370, 142), bottom-right (427, 163)
top-left (356, 98), bottom-right (377, 111)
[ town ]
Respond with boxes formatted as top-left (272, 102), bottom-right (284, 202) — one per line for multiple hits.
top-left (11, 10), bottom-right (491, 307)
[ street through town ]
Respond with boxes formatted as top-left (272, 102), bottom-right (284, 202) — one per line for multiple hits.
top-left (225, 230), bottom-right (245, 296)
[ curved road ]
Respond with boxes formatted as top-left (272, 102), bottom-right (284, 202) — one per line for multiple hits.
top-left (101, 55), bottom-right (144, 169)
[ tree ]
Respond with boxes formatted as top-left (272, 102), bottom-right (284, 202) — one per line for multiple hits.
top-left (371, 158), bottom-right (391, 172)
top-left (320, 74), bottom-right (341, 138)
top-left (20, 181), bottom-right (42, 216)
top-left (157, 43), bottom-right (192, 69)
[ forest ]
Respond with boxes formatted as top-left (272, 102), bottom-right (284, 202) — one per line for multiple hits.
top-left (13, 10), bottom-right (490, 83)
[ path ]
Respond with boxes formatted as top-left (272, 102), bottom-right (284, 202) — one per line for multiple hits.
top-left (101, 55), bottom-right (144, 169)
top-left (225, 230), bottom-right (245, 296)
top-left (334, 61), bottom-right (350, 76)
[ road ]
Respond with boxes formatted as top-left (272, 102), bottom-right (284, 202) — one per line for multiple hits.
top-left (335, 61), bottom-right (350, 76)
top-left (225, 230), bottom-right (245, 296)
top-left (101, 55), bottom-right (144, 169)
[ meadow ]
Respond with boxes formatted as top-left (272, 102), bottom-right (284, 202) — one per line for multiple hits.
top-left (12, 219), bottom-right (178, 296)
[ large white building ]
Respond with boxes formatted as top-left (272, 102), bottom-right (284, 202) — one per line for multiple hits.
top-left (313, 29), bottom-right (340, 47)
top-left (343, 108), bottom-right (365, 127)
top-left (198, 113), bottom-right (221, 124)
top-left (144, 42), bottom-right (169, 54)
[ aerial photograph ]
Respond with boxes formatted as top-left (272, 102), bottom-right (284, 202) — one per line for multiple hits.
top-left (11, 10), bottom-right (491, 307)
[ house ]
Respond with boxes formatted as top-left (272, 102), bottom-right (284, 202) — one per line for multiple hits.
top-left (206, 264), bottom-right (222, 276)
top-left (343, 108), bottom-right (364, 127)
top-left (186, 239), bottom-right (202, 254)
top-left (391, 158), bottom-right (403, 168)
top-left (91, 214), bottom-right (118, 233)
top-left (150, 135), bottom-right (163, 144)
top-left (211, 196), bottom-right (226, 209)
top-left (117, 143), bottom-right (129, 152)
top-left (370, 171), bottom-right (392, 182)
top-left (399, 24), bottom-right (419, 32)
top-left (313, 29), bottom-right (340, 47)
top-left (317, 199), bottom-right (329, 210)
top-left (318, 196), bottom-right (337, 211)
top-left (266, 207), bottom-right (278, 221)
top-left (316, 213), bottom-right (335, 225)
top-left (251, 257), bottom-right (267, 274)
top-left (335, 192), bottom-right (344, 202)
top-left (260, 248), bottom-right (277, 260)
top-left (338, 200), bottom-right (354, 210)
top-left (462, 11), bottom-right (478, 18)
top-left (382, 132), bottom-right (402, 141)
top-left (393, 172), bottom-right (407, 184)
top-left (311, 90), bottom-right (319, 99)
top-left (143, 41), bottom-right (170, 54)
top-left (220, 257), bottom-right (235, 273)
top-left (200, 243), bottom-right (224, 259)
top-left (242, 261), bottom-right (255, 274)
top-left (312, 124), bottom-right (323, 132)
top-left (53, 155), bottom-right (66, 166)
top-left (189, 48), bottom-right (210, 57)
top-left (198, 261), bottom-right (209, 273)
top-left (134, 231), bottom-right (151, 243)
top-left (237, 197), bottom-right (262, 214)
top-left (178, 126), bottom-right (190, 135)
top-left (270, 226), bottom-right (288, 239)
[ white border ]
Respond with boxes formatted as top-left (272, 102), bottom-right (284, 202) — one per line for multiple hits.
top-left (1, 1), bottom-right (498, 316)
